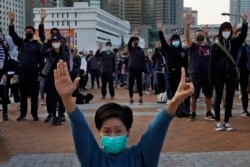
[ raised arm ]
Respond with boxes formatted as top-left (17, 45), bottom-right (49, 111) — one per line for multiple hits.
top-left (203, 25), bottom-right (212, 47)
top-left (128, 27), bottom-right (139, 52)
top-left (7, 10), bottom-right (22, 48)
top-left (156, 20), bottom-right (169, 49)
top-left (234, 10), bottom-right (249, 45)
top-left (39, 8), bottom-right (48, 42)
top-left (184, 12), bottom-right (193, 48)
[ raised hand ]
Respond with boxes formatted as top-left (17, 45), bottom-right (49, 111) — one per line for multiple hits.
top-left (54, 60), bottom-right (80, 98)
top-left (241, 10), bottom-right (248, 22)
top-left (132, 27), bottom-right (139, 36)
top-left (39, 8), bottom-right (48, 21)
top-left (155, 41), bottom-right (161, 48)
top-left (156, 20), bottom-right (163, 31)
top-left (174, 67), bottom-right (194, 102)
top-left (185, 12), bottom-right (193, 25)
top-left (7, 10), bottom-right (15, 24)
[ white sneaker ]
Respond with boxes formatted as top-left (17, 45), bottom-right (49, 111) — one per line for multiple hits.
top-left (40, 100), bottom-right (44, 105)
top-left (165, 100), bottom-right (170, 105)
top-left (215, 122), bottom-right (223, 131)
top-left (223, 122), bottom-right (233, 131)
top-left (145, 91), bottom-right (150, 95)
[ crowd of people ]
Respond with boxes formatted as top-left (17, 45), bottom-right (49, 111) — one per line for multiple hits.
top-left (0, 7), bottom-right (249, 167)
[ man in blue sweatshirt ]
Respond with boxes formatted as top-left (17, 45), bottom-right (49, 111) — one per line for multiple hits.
top-left (54, 60), bottom-right (194, 167)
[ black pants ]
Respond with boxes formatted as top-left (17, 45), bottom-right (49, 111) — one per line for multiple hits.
top-left (7, 74), bottom-right (20, 103)
top-left (238, 72), bottom-right (249, 111)
top-left (79, 69), bottom-right (88, 90)
top-left (128, 69), bottom-right (143, 97)
top-left (156, 72), bottom-right (166, 94)
top-left (45, 81), bottom-right (65, 116)
top-left (101, 72), bottom-right (114, 97)
top-left (214, 75), bottom-right (236, 122)
top-left (18, 68), bottom-right (39, 117)
top-left (0, 84), bottom-right (8, 114)
top-left (168, 73), bottom-right (181, 98)
top-left (91, 69), bottom-right (100, 88)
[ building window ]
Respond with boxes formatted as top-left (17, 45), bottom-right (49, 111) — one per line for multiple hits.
top-left (75, 13), bottom-right (77, 18)
top-left (75, 20), bottom-right (77, 26)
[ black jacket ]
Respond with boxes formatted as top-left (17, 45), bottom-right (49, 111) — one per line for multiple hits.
top-left (9, 25), bottom-right (44, 74)
top-left (95, 50), bottom-right (116, 74)
top-left (158, 31), bottom-right (188, 75)
top-left (127, 37), bottom-right (146, 72)
top-left (209, 22), bottom-right (248, 84)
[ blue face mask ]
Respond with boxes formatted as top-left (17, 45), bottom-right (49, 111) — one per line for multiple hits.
top-left (101, 133), bottom-right (127, 154)
top-left (172, 40), bottom-right (180, 47)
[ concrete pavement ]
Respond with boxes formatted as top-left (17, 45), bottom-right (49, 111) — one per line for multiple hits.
top-left (0, 87), bottom-right (250, 166)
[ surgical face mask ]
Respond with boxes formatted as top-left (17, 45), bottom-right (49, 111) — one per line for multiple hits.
top-left (196, 35), bottom-right (205, 42)
top-left (222, 31), bottom-right (231, 39)
top-left (101, 133), bottom-right (127, 154)
top-left (172, 40), bottom-right (180, 47)
top-left (25, 32), bottom-right (33, 40)
top-left (52, 42), bottom-right (61, 49)
top-left (106, 46), bottom-right (112, 52)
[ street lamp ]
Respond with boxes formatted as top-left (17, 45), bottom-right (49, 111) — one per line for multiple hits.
top-left (221, 13), bottom-right (237, 24)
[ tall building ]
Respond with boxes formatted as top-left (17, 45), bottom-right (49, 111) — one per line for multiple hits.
top-left (101, 0), bottom-right (125, 20)
top-left (230, 0), bottom-right (250, 24)
top-left (144, 0), bottom-right (184, 26)
top-left (183, 7), bottom-right (198, 25)
top-left (124, 0), bottom-right (145, 28)
top-left (0, 0), bottom-right (25, 37)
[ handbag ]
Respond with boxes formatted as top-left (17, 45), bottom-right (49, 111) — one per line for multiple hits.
top-left (215, 41), bottom-right (240, 81)
top-left (7, 57), bottom-right (18, 72)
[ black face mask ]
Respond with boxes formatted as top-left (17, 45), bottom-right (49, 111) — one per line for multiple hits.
top-left (134, 42), bottom-right (139, 46)
top-left (25, 32), bottom-right (33, 40)
top-left (196, 35), bottom-right (204, 41)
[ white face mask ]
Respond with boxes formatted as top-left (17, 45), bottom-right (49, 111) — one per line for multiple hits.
top-left (52, 42), bottom-right (61, 49)
top-left (222, 31), bottom-right (231, 39)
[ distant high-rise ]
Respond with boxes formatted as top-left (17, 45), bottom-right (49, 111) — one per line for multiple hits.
top-left (230, 0), bottom-right (250, 24)
top-left (144, 0), bottom-right (184, 26)
top-left (124, 0), bottom-right (145, 28)
top-left (0, 0), bottom-right (25, 36)
top-left (101, 0), bottom-right (125, 20)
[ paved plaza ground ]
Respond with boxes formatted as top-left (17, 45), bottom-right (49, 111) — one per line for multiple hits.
top-left (0, 86), bottom-right (250, 167)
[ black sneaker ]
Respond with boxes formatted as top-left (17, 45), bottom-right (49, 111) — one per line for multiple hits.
top-left (129, 100), bottom-right (133, 105)
top-left (139, 100), bottom-right (143, 105)
top-left (242, 110), bottom-right (250, 117)
top-left (205, 111), bottom-right (215, 120)
top-left (17, 115), bottom-right (25, 121)
top-left (3, 114), bottom-right (8, 121)
top-left (189, 112), bottom-right (196, 121)
top-left (44, 113), bottom-right (53, 122)
top-left (33, 116), bottom-right (39, 121)
top-left (51, 116), bottom-right (57, 126)
top-left (59, 114), bottom-right (66, 122)
top-left (223, 122), bottom-right (233, 131)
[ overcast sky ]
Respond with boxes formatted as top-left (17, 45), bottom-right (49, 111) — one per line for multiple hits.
top-left (184, 0), bottom-right (230, 24)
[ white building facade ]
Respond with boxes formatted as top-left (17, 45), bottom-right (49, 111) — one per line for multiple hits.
top-left (0, 0), bottom-right (25, 37)
top-left (33, 2), bottom-right (131, 51)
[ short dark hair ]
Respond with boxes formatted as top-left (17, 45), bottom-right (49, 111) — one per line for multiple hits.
top-left (24, 26), bottom-right (35, 33)
top-left (106, 41), bottom-right (112, 46)
top-left (95, 103), bottom-right (133, 130)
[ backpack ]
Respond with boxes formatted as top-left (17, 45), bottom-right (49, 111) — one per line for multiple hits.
top-left (175, 102), bottom-right (190, 118)
top-left (76, 93), bottom-right (94, 104)
top-left (157, 92), bottom-right (167, 103)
